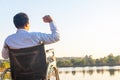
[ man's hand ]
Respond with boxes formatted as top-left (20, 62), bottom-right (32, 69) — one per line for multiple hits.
top-left (43, 15), bottom-right (53, 23)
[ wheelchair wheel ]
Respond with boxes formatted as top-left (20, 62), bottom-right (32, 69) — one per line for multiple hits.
top-left (46, 66), bottom-right (60, 80)
top-left (1, 68), bottom-right (12, 80)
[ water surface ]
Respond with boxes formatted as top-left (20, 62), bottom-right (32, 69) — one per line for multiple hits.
top-left (58, 66), bottom-right (120, 80)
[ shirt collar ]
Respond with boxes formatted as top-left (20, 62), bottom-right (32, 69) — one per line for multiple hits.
top-left (16, 29), bottom-right (28, 34)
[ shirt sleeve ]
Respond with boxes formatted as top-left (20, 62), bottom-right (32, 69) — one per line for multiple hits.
top-left (2, 43), bottom-right (9, 59)
top-left (44, 22), bottom-right (60, 44)
top-left (37, 22), bottom-right (60, 44)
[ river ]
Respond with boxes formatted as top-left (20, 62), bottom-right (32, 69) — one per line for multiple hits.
top-left (58, 66), bottom-right (120, 80)
top-left (1, 66), bottom-right (120, 80)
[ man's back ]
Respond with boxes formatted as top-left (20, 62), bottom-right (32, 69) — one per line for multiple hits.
top-left (5, 29), bottom-right (39, 49)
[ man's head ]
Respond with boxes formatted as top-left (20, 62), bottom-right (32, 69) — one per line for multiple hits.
top-left (13, 12), bottom-right (30, 30)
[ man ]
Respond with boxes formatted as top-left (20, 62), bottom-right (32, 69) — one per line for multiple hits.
top-left (2, 12), bottom-right (60, 59)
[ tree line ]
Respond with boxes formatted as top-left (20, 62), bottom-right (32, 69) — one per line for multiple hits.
top-left (56, 53), bottom-right (120, 67)
top-left (0, 53), bottom-right (120, 69)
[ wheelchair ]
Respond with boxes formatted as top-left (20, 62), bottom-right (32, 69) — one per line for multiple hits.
top-left (1, 44), bottom-right (60, 80)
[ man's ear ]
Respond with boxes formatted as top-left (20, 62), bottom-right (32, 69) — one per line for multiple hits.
top-left (24, 23), bottom-right (30, 30)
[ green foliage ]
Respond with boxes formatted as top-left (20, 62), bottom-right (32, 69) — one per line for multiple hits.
top-left (56, 53), bottom-right (120, 67)
top-left (0, 60), bottom-right (10, 69)
top-left (1, 53), bottom-right (120, 68)
top-left (57, 59), bottom-right (73, 67)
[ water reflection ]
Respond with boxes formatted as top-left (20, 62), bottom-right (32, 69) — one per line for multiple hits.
top-left (96, 69), bottom-right (104, 75)
top-left (108, 69), bottom-right (115, 76)
top-left (71, 71), bottom-right (76, 75)
top-left (59, 66), bottom-right (120, 76)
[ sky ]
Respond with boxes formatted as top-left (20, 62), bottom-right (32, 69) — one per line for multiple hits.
top-left (1, 0), bottom-right (120, 59)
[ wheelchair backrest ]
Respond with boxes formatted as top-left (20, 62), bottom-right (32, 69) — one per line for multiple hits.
top-left (8, 44), bottom-right (47, 80)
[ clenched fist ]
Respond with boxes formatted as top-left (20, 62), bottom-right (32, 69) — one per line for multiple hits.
top-left (43, 15), bottom-right (53, 23)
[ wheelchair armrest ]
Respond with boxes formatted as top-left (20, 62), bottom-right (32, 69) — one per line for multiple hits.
top-left (46, 48), bottom-right (54, 56)
top-left (46, 48), bottom-right (56, 63)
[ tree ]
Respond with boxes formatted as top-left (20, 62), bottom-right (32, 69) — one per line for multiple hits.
top-left (107, 53), bottom-right (115, 66)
